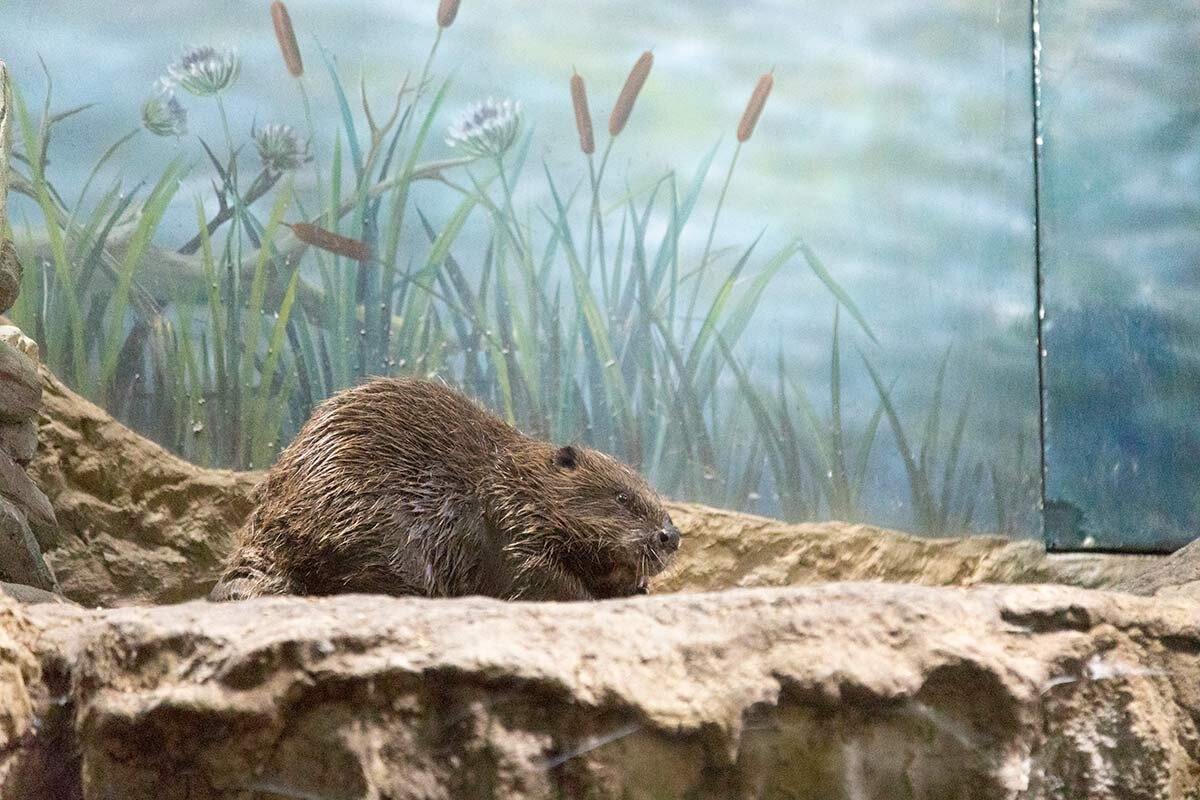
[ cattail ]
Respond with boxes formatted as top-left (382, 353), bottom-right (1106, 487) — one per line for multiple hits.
top-left (570, 70), bottom-right (595, 155)
top-left (437, 0), bottom-right (460, 28)
top-left (270, 2), bottom-right (304, 78)
top-left (737, 70), bottom-right (774, 143)
top-left (287, 222), bottom-right (372, 262)
top-left (608, 50), bottom-right (653, 137)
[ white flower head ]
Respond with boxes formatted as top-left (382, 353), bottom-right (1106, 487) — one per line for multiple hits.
top-left (166, 45), bottom-right (240, 97)
top-left (446, 97), bottom-right (522, 159)
top-left (141, 83), bottom-right (188, 137)
top-left (253, 123), bottom-right (308, 173)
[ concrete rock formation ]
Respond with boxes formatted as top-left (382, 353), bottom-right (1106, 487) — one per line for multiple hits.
top-left (655, 502), bottom-right (1156, 594)
top-left (0, 584), bottom-right (1194, 799)
top-left (0, 62), bottom-right (59, 595)
top-left (32, 366), bottom-right (255, 606)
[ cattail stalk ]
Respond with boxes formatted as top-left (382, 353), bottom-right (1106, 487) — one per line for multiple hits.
top-left (690, 70), bottom-right (776, 324)
top-left (270, 2), bottom-right (304, 78)
top-left (570, 71), bottom-right (595, 155)
top-left (287, 222), bottom-right (372, 262)
top-left (737, 71), bottom-right (774, 142)
top-left (594, 50), bottom-right (651, 274)
top-left (572, 69), bottom-right (602, 277)
top-left (608, 51), bottom-right (653, 137)
top-left (437, 0), bottom-right (460, 28)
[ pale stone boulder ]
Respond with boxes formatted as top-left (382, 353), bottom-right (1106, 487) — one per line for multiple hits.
top-left (0, 325), bottom-right (38, 362)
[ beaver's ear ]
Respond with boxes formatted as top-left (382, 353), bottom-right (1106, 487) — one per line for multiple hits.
top-left (553, 445), bottom-right (578, 470)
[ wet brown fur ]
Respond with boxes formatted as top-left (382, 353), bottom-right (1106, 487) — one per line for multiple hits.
top-left (210, 377), bottom-right (679, 601)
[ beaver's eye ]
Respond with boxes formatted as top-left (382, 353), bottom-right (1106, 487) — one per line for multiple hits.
top-left (616, 491), bottom-right (631, 506)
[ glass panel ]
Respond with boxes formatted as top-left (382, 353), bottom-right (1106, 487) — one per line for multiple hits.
top-left (2, 0), bottom-right (1038, 538)
top-left (1039, 0), bottom-right (1200, 550)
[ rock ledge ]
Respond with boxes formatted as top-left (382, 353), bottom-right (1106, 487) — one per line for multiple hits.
top-left (0, 583), bottom-right (1196, 799)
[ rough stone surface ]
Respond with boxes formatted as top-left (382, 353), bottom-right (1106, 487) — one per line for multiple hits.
top-left (1114, 537), bottom-right (1200, 600)
top-left (0, 500), bottom-right (57, 591)
top-left (0, 340), bottom-right (38, 425)
top-left (0, 419), bottom-right (37, 466)
top-left (655, 503), bottom-right (1158, 593)
top-left (0, 585), bottom-right (1191, 799)
top-left (0, 448), bottom-right (58, 551)
top-left (0, 598), bottom-right (60, 797)
top-left (0, 581), bottom-right (71, 605)
top-left (33, 366), bottom-right (257, 606)
top-left (0, 242), bottom-right (18, 317)
top-left (34, 365), bottom-right (1167, 607)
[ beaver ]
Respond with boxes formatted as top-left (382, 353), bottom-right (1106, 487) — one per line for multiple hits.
top-left (210, 377), bottom-right (681, 601)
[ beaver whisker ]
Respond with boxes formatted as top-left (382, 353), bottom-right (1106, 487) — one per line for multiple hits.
top-left (644, 547), bottom-right (665, 573)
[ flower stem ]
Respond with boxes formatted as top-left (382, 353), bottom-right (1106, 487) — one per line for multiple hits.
top-left (418, 28), bottom-right (443, 96)
top-left (496, 154), bottom-right (527, 259)
top-left (216, 92), bottom-right (244, 466)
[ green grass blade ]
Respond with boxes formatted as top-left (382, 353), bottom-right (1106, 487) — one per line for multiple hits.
top-left (851, 396), bottom-right (887, 510)
top-left (709, 237), bottom-right (801, 377)
top-left (542, 164), bottom-right (635, 436)
top-left (919, 348), bottom-right (951, 477)
top-left (937, 396), bottom-right (972, 534)
top-left (401, 77), bottom-right (454, 181)
top-left (14, 85), bottom-right (88, 388)
top-left (683, 232), bottom-right (763, 378)
top-left (240, 182), bottom-right (293, 391)
top-left (193, 196), bottom-right (228, 449)
top-left (67, 127), bottom-right (139, 234)
top-left (829, 305), bottom-right (852, 516)
top-left (859, 348), bottom-right (933, 531)
top-left (800, 243), bottom-right (878, 345)
top-left (319, 44), bottom-right (364, 178)
top-left (97, 160), bottom-right (183, 391)
top-left (75, 179), bottom-right (135, 294)
top-left (249, 266), bottom-right (302, 466)
top-left (713, 334), bottom-right (798, 517)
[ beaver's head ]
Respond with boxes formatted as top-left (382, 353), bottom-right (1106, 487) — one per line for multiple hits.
top-left (503, 443), bottom-right (681, 599)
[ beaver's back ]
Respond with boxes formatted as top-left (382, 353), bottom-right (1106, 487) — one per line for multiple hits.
top-left (212, 378), bottom-right (522, 598)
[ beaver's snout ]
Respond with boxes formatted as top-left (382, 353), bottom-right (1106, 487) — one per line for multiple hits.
top-left (654, 520), bottom-right (681, 553)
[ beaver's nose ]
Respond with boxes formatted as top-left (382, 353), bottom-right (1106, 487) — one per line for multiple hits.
top-left (656, 522), bottom-right (681, 552)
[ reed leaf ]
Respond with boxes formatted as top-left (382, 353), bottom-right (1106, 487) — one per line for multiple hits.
top-left (800, 243), bottom-right (878, 345)
top-left (98, 159), bottom-right (183, 393)
top-left (13, 85), bottom-right (87, 387)
top-left (240, 183), bottom-right (293, 391)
